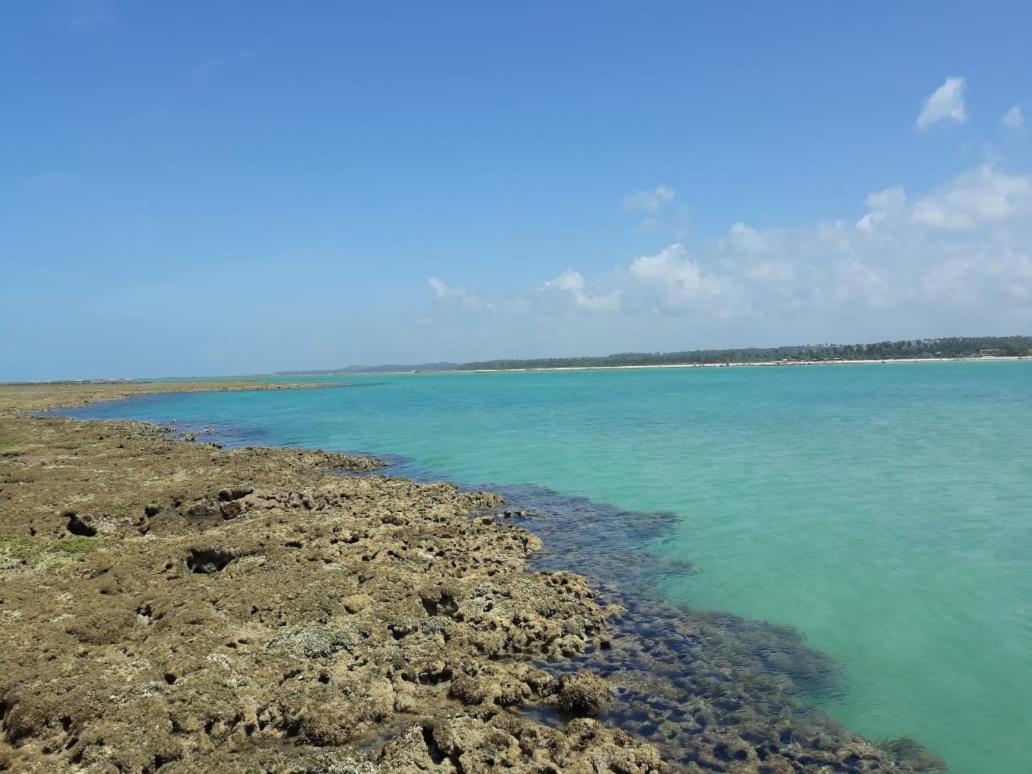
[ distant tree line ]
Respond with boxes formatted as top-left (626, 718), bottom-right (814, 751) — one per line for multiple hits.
top-left (274, 335), bottom-right (1032, 375)
top-left (454, 336), bottom-right (1032, 371)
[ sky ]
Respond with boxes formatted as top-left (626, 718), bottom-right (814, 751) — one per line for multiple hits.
top-left (3, 1), bottom-right (1032, 379)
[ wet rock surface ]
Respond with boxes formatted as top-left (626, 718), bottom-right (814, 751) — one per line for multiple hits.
top-left (414, 481), bottom-right (947, 773)
top-left (0, 383), bottom-right (946, 772)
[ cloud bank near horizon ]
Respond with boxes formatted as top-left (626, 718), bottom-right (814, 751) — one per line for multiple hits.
top-left (424, 162), bottom-right (1032, 355)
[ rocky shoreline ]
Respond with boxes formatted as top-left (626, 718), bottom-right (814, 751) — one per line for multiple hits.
top-left (0, 383), bottom-right (943, 772)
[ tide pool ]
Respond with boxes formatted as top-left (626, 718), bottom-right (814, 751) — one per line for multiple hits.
top-left (69, 361), bottom-right (1032, 772)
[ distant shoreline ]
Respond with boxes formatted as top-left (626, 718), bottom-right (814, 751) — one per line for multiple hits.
top-left (381, 354), bottom-right (1031, 376)
top-left (270, 336), bottom-right (1032, 377)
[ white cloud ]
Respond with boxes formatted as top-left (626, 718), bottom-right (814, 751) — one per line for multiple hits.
top-left (866, 186), bottom-right (907, 213)
top-left (630, 244), bottom-right (720, 296)
top-left (916, 77), bottom-right (967, 130)
top-left (422, 164), bottom-right (1032, 350)
top-left (622, 185), bottom-right (675, 212)
top-left (921, 250), bottom-right (1032, 306)
top-left (428, 277), bottom-right (449, 298)
top-left (542, 270), bottom-right (622, 311)
top-left (856, 186), bottom-right (907, 230)
top-left (744, 260), bottom-right (795, 284)
top-left (427, 277), bottom-right (486, 310)
top-left (910, 166), bottom-right (1032, 230)
top-left (1002, 105), bottom-right (1023, 130)
top-left (724, 222), bottom-right (768, 253)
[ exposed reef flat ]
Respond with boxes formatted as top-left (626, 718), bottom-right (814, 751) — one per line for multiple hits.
top-left (0, 382), bottom-right (942, 772)
top-left (0, 380), bottom-right (340, 415)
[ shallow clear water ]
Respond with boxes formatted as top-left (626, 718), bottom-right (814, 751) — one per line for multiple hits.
top-left (69, 362), bottom-right (1032, 773)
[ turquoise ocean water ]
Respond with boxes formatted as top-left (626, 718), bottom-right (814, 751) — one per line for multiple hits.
top-left (70, 362), bottom-right (1032, 772)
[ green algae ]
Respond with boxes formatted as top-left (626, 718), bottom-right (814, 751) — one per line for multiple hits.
top-left (0, 533), bottom-right (101, 565)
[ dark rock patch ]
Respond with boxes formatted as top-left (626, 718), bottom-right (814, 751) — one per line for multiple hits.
top-left (218, 487), bottom-right (253, 502)
top-left (184, 548), bottom-right (235, 574)
top-left (65, 512), bottom-right (96, 537)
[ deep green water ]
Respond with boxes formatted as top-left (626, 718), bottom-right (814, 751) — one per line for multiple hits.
top-left (72, 362), bottom-right (1032, 772)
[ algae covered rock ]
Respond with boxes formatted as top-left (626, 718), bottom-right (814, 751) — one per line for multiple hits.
top-left (0, 408), bottom-right (660, 772)
top-left (552, 670), bottom-right (612, 717)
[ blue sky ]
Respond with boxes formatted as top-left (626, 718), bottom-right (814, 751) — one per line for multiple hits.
top-left (3, 1), bottom-right (1032, 379)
